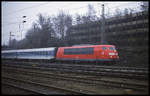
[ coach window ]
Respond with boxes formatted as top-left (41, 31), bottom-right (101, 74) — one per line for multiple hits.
top-left (30, 52), bottom-right (32, 55)
top-left (102, 47), bottom-right (107, 50)
top-left (47, 51), bottom-right (49, 55)
top-left (43, 51), bottom-right (45, 55)
top-left (49, 51), bottom-right (52, 55)
top-left (46, 51), bottom-right (49, 55)
top-left (43, 51), bottom-right (44, 55)
top-left (49, 51), bottom-right (51, 55)
top-left (51, 51), bottom-right (53, 55)
top-left (44, 51), bottom-right (45, 55)
top-left (28, 52), bottom-right (30, 56)
top-left (45, 51), bottom-right (47, 55)
top-left (25, 52), bottom-right (27, 56)
top-left (31, 52), bottom-right (33, 55)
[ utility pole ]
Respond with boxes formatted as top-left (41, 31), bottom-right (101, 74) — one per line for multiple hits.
top-left (9, 32), bottom-right (14, 48)
top-left (101, 4), bottom-right (106, 44)
top-left (9, 32), bottom-right (11, 46)
top-left (19, 16), bottom-right (26, 40)
top-left (19, 23), bottom-right (21, 39)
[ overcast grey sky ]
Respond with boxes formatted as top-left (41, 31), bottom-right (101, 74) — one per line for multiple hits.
top-left (2, 1), bottom-right (142, 46)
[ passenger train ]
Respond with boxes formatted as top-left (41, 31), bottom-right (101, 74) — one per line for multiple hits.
top-left (2, 44), bottom-right (119, 64)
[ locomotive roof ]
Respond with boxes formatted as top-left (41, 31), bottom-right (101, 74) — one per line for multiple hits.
top-left (2, 47), bottom-right (55, 53)
top-left (62, 45), bottom-right (115, 48)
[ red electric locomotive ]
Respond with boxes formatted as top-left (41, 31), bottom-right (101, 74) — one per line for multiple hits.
top-left (56, 45), bottom-right (119, 63)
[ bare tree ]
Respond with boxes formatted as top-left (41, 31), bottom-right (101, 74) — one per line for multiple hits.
top-left (10, 39), bottom-right (17, 49)
top-left (87, 4), bottom-right (98, 21)
top-left (115, 8), bottom-right (122, 17)
top-left (52, 10), bottom-right (72, 45)
top-left (140, 1), bottom-right (148, 11)
top-left (24, 13), bottom-right (56, 48)
top-left (123, 8), bottom-right (129, 16)
top-left (75, 13), bottom-right (82, 25)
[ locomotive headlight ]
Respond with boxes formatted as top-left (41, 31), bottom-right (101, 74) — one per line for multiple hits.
top-left (110, 56), bottom-right (112, 58)
top-left (109, 53), bottom-right (115, 55)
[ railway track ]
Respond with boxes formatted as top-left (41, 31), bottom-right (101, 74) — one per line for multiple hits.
top-left (2, 82), bottom-right (42, 95)
top-left (2, 62), bottom-right (148, 80)
top-left (2, 66), bottom-right (148, 92)
top-left (2, 60), bottom-right (148, 72)
top-left (2, 76), bottom-right (88, 95)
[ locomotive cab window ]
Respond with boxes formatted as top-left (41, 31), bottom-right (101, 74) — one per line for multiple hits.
top-left (109, 47), bottom-right (115, 50)
top-left (102, 47), bottom-right (107, 50)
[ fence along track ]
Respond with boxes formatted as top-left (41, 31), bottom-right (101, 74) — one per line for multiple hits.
top-left (2, 63), bottom-right (148, 80)
top-left (2, 76), bottom-right (88, 95)
top-left (2, 66), bottom-right (148, 91)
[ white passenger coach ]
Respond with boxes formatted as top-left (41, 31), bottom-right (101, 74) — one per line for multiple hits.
top-left (2, 47), bottom-right (56, 60)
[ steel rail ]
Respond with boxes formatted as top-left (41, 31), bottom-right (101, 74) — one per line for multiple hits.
top-left (2, 66), bottom-right (148, 91)
top-left (2, 61), bottom-right (148, 74)
top-left (2, 60), bottom-right (148, 71)
top-left (2, 76), bottom-right (88, 95)
top-left (2, 82), bottom-right (43, 95)
top-left (2, 64), bottom-right (148, 80)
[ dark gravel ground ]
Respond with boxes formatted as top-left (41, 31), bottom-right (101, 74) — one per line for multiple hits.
top-left (2, 84), bottom-right (37, 95)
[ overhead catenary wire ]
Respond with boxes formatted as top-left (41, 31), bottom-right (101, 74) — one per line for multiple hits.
top-left (2, 2), bottom-right (142, 23)
top-left (4, 2), bottom-right (140, 18)
top-left (2, 2), bottom-right (142, 27)
top-left (2, 3), bottom-right (90, 45)
top-left (5, 3), bottom-right (49, 16)
top-left (2, 4), bottom-right (89, 26)
top-left (2, 4), bottom-right (89, 30)
top-left (3, 3), bottom-right (100, 26)
top-left (2, 3), bottom-right (142, 28)
top-left (2, 2), bottom-right (144, 46)
top-left (102, 2), bottom-right (141, 18)
top-left (3, 3), bottom-right (88, 19)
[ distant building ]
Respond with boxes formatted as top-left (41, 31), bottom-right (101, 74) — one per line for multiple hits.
top-left (66, 11), bottom-right (148, 47)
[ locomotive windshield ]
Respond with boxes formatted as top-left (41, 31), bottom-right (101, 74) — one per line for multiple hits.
top-left (109, 47), bottom-right (115, 50)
